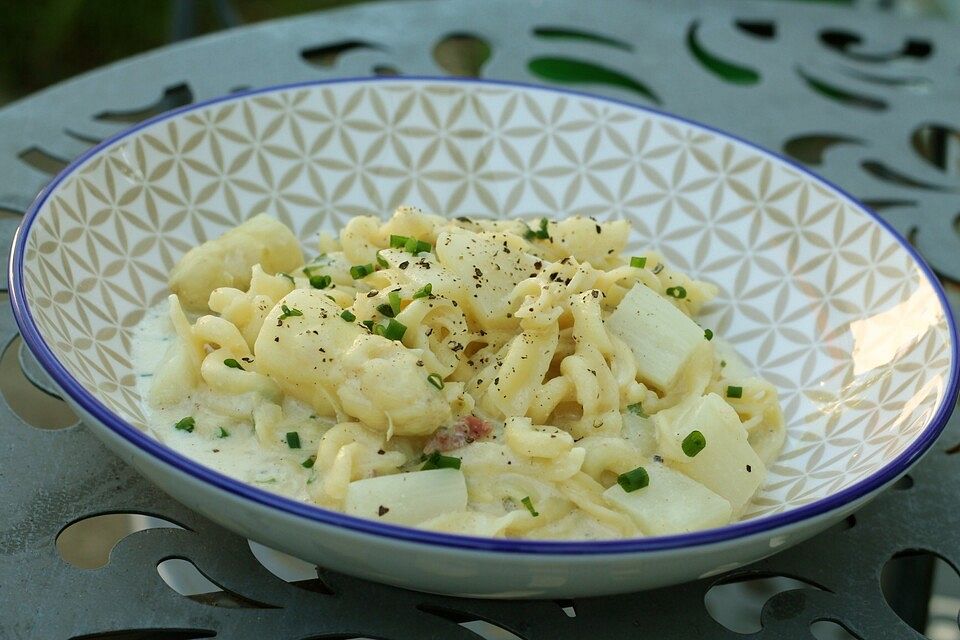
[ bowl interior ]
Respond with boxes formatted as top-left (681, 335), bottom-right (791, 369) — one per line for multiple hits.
top-left (17, 79), bottom-right (954, 523)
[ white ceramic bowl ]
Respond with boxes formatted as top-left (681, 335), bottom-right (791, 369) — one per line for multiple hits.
top-left (10, 78), bottom-right (958, 598)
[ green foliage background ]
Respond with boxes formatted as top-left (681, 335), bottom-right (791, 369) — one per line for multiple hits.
top-left (0, 1), bottom-right (364, 104)
top-left (0, 0), bottom-right (952, 106)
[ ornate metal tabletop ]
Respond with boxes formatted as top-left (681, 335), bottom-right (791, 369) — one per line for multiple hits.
top-left (1, 1), bottom-right (958, 638)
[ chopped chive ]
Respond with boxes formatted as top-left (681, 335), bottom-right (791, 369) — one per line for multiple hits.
top-left (720, 360), bottom-right (727, 368)
top-left (278, 304), bottom-right (303, 321)
top-left (381, 318), bottom-right (406, 341)
top-left (412, 283), bottom-right (433, 299)
top-left (349, 263), bottom-right (374, 279)
top-left (309, 274), bottom-right (332, 289)
top-left (682, 430), bottom-right (707, 457)
top-left (302, 455), bottom-right (316, 469)
top-left (704, 328), bottom-right (714, 341)
top-left (388, 291), bottom-right (402, 315)
top-left (524, 217), bottom-right (550, 240)
top-left (373, 323), bottom-right (387, 337)
top-left (630, 256), bottom-right (647, 269)
top-left (217, 427), bottom-right (230, 438)
top-left (361, 319), bottom-right (374, 331)
top-left (665, 286), bottom-right (687, 299)
top-left (427, 373), bottom-right (444, 390)
top-left (626, 402), bottom-right (647, 418)
top-left (174, 416), bottom-right (195, 433)
top-left (390, 234), bottom-right (432, 254)
top-left (223, 358), bottom-right (244, 370)
top-left (277, 272), bottom-right (295, 284)
top-left (376, 251), bottom-right (389, 268)
top-left (340, 310), bottom-right (356, 322)
top-left (301, 265), bottom-right (319, 277)
top-left (421, 451), bottom-right (462, 470)
top-left (726, 385), bottom-right (743, 398)
top-left (286, 431), bottom-right (302, 449)
top-left (521, 496), bottom-right (540, 517)
top-left (617, 466), bottom-right (650, 493)
top-left (376, 303), bottom-right (395, 318)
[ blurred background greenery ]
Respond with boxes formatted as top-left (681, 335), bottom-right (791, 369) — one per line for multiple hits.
top-left (0, 0), bottom-right (956, 106)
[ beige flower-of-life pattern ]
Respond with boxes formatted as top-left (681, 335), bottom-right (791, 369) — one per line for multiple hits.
top-left (21, 81), bottom-right (952, 517)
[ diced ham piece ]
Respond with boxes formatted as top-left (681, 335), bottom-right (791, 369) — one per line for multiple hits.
top-left (424, 415), bottom-right (493, 453)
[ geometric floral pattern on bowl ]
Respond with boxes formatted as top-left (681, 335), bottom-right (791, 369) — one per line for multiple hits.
top-left (20, 79), bottom-right (953, 519)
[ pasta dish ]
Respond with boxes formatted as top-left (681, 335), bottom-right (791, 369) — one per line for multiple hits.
top-left (136, 207), bottom-right (784, 539)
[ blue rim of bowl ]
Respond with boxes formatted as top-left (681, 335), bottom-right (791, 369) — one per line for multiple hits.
top-left (9, 76), bottom-right (959, 555)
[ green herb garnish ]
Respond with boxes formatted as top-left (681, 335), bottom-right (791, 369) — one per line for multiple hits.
top-left (726, 386), bottom-right (743, 399)
top-left (521, 496), bottom-right (540, 517)
top-left (286, 431), bottom-right (302, 449)
top-left (377, 292), bottom-right (402, 318)
top-left (388, 291), bottom-right (401, 314)
top-left (376, 251), bottom-right (389, 268)
top-left (302, 455), bottom-right (316, 469)
top-left (524, 217), bottom-right (550, 240)
top-left (421, 451), bottom-right (462, 470)
top-left (682, 430), bottom-right (707, 457)
top-left (665, 286), bottom-right (687, 299)
top-left (617, 466), bottom-right (650, 493)
top-left (223, 358), bottom-right (244, 370)
top-left (174, 416), bottom-right (195, 433)
top-left (409, 238), bottom-right (431, 254)
top-left (630, 256), bottom-right (647, 269)
top-left (380, 318), bottom-right (407, 341)
top-left (412, 283), bottom-right (433, 299)
top-left (340, 310), bottom-right (356, 322)
top-left (390, 234), bottom-right (431, 254)
top-left (704, 328), bottom-right (713, 341)
top-left (426, 373), bottom-right (444, 390)
top-left (626, 402), bottom-right (648, 418)
top-left (278, 304), bottom-right (303, 321)
top-left (361, 319), bottom-right (374, 331)
top-left (217, 427), bottom-right (230, 438)
top-left (349, 263), bottom-right (374, 279)
top-left (309, 274), bottom-right (332, 289)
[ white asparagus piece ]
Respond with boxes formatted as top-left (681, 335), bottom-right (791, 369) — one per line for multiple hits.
top-left (604, 463), bottom-right (732, 535)
top-left (344, 469), bottom-right (468, 526)
top-left (605, 283), bottom-right (711, 391)
top-left (654, 393), bottom-right (765, 513)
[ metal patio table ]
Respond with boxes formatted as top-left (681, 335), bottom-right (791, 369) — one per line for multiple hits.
top-left (1, 1), bottom-right (959, 638)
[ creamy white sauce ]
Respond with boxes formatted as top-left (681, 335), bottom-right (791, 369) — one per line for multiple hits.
top-left (132, 305), bottom-right (619, 539)
top-left (133, 306), bottom-right (320, 503)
